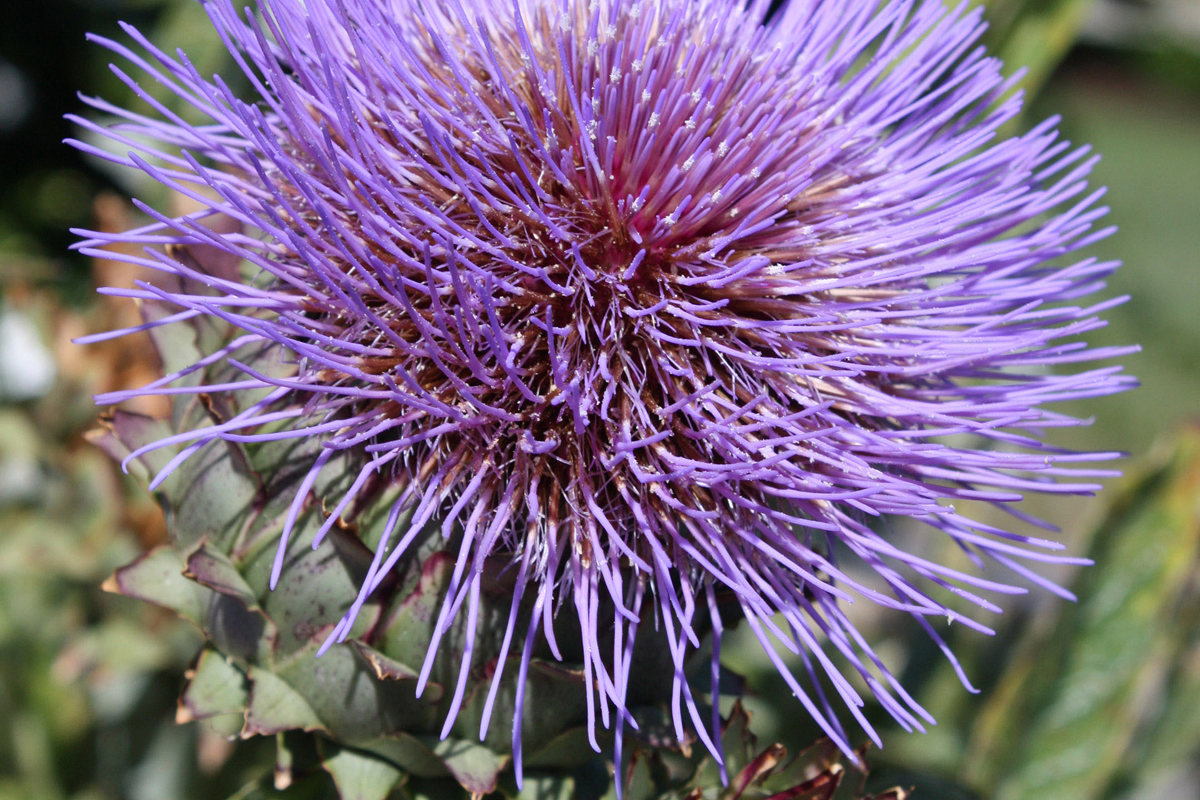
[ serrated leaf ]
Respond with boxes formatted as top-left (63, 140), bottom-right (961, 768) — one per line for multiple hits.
top-left (103, 545), bottom-right (204, 625)
top-left (92, 410), bottom-right (177, 483)
top-left (255, 526), bottom-right (379, 657)
top-left (350, 641), bottom-right (421, 682)
top-left (180, 542), bottom-right (275, 662)
top-left (269, 637), bottom-right (440, 742)
top-left (321, 743), bottom-right (406, 800)
top-left (186, 542), bottom-right (261, 610)
top-left (179, 648), bottom-right (248, 724)
top-left (377, 552), bottom-right (456, 669)
top-left (244, 665), bottom-right (326, 737)
top-left (349, 732), bottom-right (512, 795)
top-left (164, 429), bottom-right (259, 551)
top-left (142, 298), bottom-right (205, 381)
top-left (432, 737), bottom-right (508, 796)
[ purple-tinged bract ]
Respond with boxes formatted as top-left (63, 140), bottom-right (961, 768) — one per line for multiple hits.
top-left (74, 0), bottom-right (1134, 778)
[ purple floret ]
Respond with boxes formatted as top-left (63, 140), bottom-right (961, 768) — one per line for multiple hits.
top-left (72, 0), bottom-right (1135, 782)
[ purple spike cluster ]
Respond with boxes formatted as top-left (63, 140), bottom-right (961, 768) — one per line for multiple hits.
top-left (73, 0), bottom-right (1134, 780)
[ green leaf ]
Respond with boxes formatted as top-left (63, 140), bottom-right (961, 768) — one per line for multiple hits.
top-left (94, 410), bottom-right (177, 484)
top-left (141, 298), bottom-right (204, 382)
top-left (965, 426), bottom-right (1200, 800)
top-left (978, 0), bottom-right (1099, 104)
top-left (265, 637), bottom-right (440, 742)
top-left (1127, 611), bottom-right (1200, 778)
top-left (511, 774), bottom-right (578, 800)
top-left (103, 545), bottom-right (205, 625)
top-left (186, 542), bottom-right (261, 611)
top-left (683, 702), bottom-right (754, 796)
top-left (349, 641), bottom-right (422, 683)
top-left (320, 743), bottom-right (406, 800)
top-left (432, 738), bottom-right (508, 796)
top-left (356, 733), bottom-right (452, 780)
top-left (179, 648), bottom-right (249, 725)
top-left (376, 552), bottom-right (457, 676)
top-left (184, 542), bottom-right (276, 662)
top-left (614, 748), bottom-right (657, 800)
top-left (450, 659), bottom-right (589, 755)
top-left (163, 428), bottom-right (260, 551)
top-left (254, 526), bottom-right (379, 658)
top-left (244, 665), bottom-right (326, 737)
top-left (523, 726), bottom-right (597, 771)
top-left (275, 733), bottom-right (297, 791)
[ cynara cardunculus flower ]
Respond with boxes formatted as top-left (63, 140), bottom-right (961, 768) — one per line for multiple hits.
top-left (74, 0), bottom-right (1133, 782)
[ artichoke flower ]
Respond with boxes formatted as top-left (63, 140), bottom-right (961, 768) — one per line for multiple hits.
top-left (76, 0), bottom-right (1133, 796)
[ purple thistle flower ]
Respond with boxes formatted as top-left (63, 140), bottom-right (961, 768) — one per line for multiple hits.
top-left (74, 0), bottom-right (1134, 782)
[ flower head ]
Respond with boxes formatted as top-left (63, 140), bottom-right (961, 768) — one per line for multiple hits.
top-left (75, 0), bottom-right (1133, 779)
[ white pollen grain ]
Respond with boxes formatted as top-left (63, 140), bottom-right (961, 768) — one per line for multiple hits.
top-left (716, 141), bottom-right (729, 157)
top-left (641, 89), bottom-right (651, 102)
top-left (648, 112), bottom-right (660, 128)
top-left (610, 67), bottom-right (621, 82)
top-left (750, 167), bottom-right (762, 178)
top-left (682, 155), bottom-right (694, 171)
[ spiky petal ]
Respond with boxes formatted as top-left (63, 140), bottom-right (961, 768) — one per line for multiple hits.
top-left (73, 0), bottom-right (1134, 781)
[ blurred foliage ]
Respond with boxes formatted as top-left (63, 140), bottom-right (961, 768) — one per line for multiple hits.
top-left (1032, 57), bottom-right (1200, 458)
top-left (966, 424), bottom-right (1200, 800)
top-left (0, 0), bottom-right (238, 304)
top-left (977, 0), bottom-right (1099, 105)
top-left (1, 0), bottom-right (1199, 798)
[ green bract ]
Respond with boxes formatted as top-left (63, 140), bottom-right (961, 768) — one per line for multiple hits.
top-left (95, 247), bottom-right (907, 800)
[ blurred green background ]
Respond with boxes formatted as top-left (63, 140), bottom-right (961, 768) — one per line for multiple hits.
top-left (1, 0), bottom-right (1198, 798)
